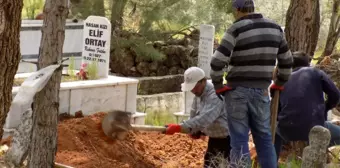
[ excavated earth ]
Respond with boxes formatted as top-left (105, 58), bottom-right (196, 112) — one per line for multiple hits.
top-left (0, 112), bottom-right (293, 168)
top-left (56, 112), bottom-right (207, 168)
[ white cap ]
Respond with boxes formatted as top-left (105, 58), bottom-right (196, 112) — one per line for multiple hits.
top-left (181, 67), bottom-right (205, 92)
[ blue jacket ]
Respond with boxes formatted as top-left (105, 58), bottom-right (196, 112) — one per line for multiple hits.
top-left (277, 67), bottom-right (340, 141)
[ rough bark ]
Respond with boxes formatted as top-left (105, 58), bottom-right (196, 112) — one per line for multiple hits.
top-left (28, 0), bottom-right (69, 167)
top-left (138, 0), bottom-right (181, 35)
top-left (0, 0), bottom-right (24, 138)
top-left (69, 0), bottom-right (104, 19)
top-left (111, 0), bottom-right (128, 33)
top-left (285, 0), bottom-right (320, 57)
top-left (321, 0), bottom-right (340, 58)
top-left (93, 0), bottom-right (105, 16)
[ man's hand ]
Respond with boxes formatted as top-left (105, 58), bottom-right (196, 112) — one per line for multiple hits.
top-left (216, 85), bottom-right (233, 100)
top-left (188, 131), bottom-right (207, 140)
top-left (165, 124), bottom-right (181, 135)
top-left (270, 83), bottom-right (284, 98)
top-left (188, 131), bottom-right (203, 139)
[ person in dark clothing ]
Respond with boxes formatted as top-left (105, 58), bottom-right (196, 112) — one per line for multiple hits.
top-left (273, 51), bottom-right (340, 158)
top-left (204, 136), bottom-right (231, 166)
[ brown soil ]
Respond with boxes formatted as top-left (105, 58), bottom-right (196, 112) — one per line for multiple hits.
top-left (56, 112), bottom-right (207, 168)
top-left (0, 112), bottom-right (293, 167)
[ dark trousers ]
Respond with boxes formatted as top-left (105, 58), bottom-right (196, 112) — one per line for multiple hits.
top-left (274, 121), bottom-right (340, 160)
top-left (274, 133), bottom-right (284, 161)
top-left (204, 136), bottom-right (231, 168)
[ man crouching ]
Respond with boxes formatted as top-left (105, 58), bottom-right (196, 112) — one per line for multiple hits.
top-left (165, 67), bottom-right (231, 168)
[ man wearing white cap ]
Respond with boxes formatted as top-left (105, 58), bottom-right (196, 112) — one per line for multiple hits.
top-left (165, 66), bottom-right (231, 167)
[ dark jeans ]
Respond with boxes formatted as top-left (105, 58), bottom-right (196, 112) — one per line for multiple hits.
top-left (274, 132), bottom-right (285, 161)
top-left (225, 87), bottom-right (277, 168)
top-left (274, 121), bottom-right (340, 159)
top-left (204, 136), bottom-right (231, 168)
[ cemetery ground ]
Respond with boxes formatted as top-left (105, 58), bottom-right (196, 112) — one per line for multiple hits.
top-left (2, 110), bottom-right (337, 168)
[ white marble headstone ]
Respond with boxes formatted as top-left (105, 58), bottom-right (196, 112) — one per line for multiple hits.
top-left (81, 16), bottom-right (111, 79)
top-left (198, 24), bottom-right (215, 79)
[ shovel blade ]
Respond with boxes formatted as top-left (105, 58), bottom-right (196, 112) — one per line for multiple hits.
top-left (101, 110), bottom-right (133, 139)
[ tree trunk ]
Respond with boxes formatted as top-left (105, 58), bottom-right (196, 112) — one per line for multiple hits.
top-left (285, 0), bottom-right (320, 57)
top-left (69, 0), bottom-right (105, 19)
top-left (111, 0), bottom-right (128, 33)
top-left (321, 0), bottom-right (340, 58)
top-left (0, 0), bottom-right (24, 138)
top-left (28, 0), bottom-right (68, 167)
top-left (93, 0), bottom-right (105, 16)
top-left (138, 0), bottom-right (181, 35)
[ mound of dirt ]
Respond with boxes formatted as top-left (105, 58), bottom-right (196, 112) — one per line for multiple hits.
top-left (56, 112), bottom-right (207, 168)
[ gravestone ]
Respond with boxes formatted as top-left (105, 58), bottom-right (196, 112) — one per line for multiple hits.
top-left (301, 126), bottom-right (331, 168)
top-left (175, 25), bottom-right (215, 120)
top-left (181, 25), bottom-right (215, 115)
top-left (81, 16), bottom-right (111, 79)
top-left (198, 24), bottom-right (215, 79)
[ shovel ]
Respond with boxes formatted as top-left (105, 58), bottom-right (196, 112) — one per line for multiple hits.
top-left (101, 110), bottom-right (189, 140)
top-left (270, 90), bottom-right (280, 142)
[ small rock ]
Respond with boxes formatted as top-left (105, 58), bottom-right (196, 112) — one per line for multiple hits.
top-left (110, 49), bottom-right (136, 76)
top-left (177, 68), bottom-right (185, 74)
top-left (130, 66), bottom-right (137, 71)
top-left (153, 41), bottom-right (166, 49)
top-left (136, 62), bottom-right (151, 76)
top-left (156, 66), bottom-right (168, 76)
top-left (149, 61), bottom-right (160, 72)
top-left (164, 55), bottom-right (180, 67)
top-left (169, 67), bottom-right (180, 75)
top-left (190, 48), bottom-right (198, 57)
top-left (122, 163), bottom-right (130, 168)
top-left (75, 111), bottom-right (84, 118)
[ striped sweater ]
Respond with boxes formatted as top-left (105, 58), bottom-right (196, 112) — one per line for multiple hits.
top-left (210, 13), bottom-right (293, 90)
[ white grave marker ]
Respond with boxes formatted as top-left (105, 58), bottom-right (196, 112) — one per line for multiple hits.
top-left (82, 16), bottom-right (111, 79)
top-left (198, 24), bottom-right (215, 79)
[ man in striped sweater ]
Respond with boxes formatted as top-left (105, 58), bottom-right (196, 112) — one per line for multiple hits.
top-left (209, 0), bottom-right (293, 167)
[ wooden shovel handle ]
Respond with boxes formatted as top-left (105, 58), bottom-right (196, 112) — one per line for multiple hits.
top-left (270, 90), bottom-right (280, 143)
top-left (131, 124), bottom-right (190, 134)
top-left (131, 124), bottom-right (167, 132)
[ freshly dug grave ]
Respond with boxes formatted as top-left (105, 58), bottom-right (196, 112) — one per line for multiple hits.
top-left (0, 112), bottom-right (292, 167)
top-left (56, 112), bottom-right (207, 168)
top-left (56, 112), bottom-right (294, 167)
